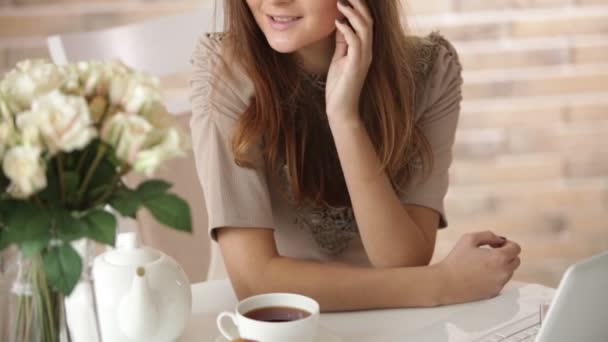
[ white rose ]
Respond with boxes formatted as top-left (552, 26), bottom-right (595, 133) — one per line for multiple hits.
top-left (134, 128), bottom-right (186, 176)
top-left (109, 75), bottom-right (162, 114)
top-left (75, 61), bottom-right (106, 96)
top-left (0, 93), bottom-right (13, 121)
top-left (0, 60), bottom-right (64, 111)
top-left (139, 100), bottom-right (173, 129)
top-left (100, 113), bottom-right (153, 165)
top-left (124, 84), bottom-right (162, 114)
top-left (74, 59), bottom-right (132, 98)
top-left (59, 64), bottom-right (82, 93)
top-left (2, 145), bottom-right (47, 198)
top-left (0, 121), bottom-right (15, 159)
top-left (109, 75), bottom-right (132, 108)
top-left (13, 111), bottom-right (41, 147)
top-left (1, 94), bottom-right (18, 156)
top-left (17, 90), bottom-right (97, 154)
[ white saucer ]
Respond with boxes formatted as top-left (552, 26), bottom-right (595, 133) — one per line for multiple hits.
top-left (214, 325), bottom-right (342, 342)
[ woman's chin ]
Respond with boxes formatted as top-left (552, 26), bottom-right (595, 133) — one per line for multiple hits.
top-left (266, 39), bottom-right (300, 54)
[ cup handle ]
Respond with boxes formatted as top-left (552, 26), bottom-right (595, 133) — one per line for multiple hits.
top-left (217, 311), bottom-right (239, 340)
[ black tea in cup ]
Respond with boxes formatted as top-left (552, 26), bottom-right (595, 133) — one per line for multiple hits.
top-left (244, 306), bottom-right (312, 323)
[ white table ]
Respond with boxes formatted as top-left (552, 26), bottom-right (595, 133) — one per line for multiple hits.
top-left (180, 280), bottom-right (555, 342)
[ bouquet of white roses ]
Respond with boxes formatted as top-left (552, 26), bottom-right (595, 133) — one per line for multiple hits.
top-left (0, 59), bottom-right (191, 342)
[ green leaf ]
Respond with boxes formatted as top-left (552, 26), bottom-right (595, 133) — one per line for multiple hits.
top-left (82, 209), bottom-right (116, 245)
top-left (0, 234), bottom-right (9, 251)
top-left (87, 185), bottom-right (109, 203)
top-left (0, 199), bottom-right (15, 224)
top-left (143, 193), bottom-right (192, 232)
top-left (105, 146), bottom-right (123, 167)
top-left (0, 200), bottom-right (15, 250)
top-left (39, 157), bottom-right (81, 206)
top-left (20, 240), bottom-right (46, 257)
top-left (85, 158), bottom-right (118, 202)
top-left (109, 189), bottom-right (140, 218)
top-left (136, 180), bottom-right (172, 201)
top-left (38, 164), bottom-right (61, 204)
top-left (42, 243), bottom-right (82, 295)
top-left (0, 227), bottom-right (10, 251)
top-left (54, 210), bottom-right (87, 242)
top-left (62, 151), bottom-right (79, 170)
top-left (63, 171), bottom-right (80, 197)
top-left (4, 202), bottom-right (51, 245)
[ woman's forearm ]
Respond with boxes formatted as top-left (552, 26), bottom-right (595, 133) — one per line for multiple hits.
top-left (244, 255), bottom-right (446, 312)
top-left (327, 115), bottom-right (432, 267)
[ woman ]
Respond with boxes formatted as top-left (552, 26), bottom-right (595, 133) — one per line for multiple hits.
top-left (189, 0), bottom-right (522, 312)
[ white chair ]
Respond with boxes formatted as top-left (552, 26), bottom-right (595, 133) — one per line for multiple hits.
top-left (46, 5), bottom-right (227, 282)
top-left (47, 4), bottom-right (223, 115)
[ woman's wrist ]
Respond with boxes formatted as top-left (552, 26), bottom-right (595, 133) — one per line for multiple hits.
top-left (425, 264), bottom-right (452, 307)
top-left (327, 112), bottom-right (362, 130)
top-left (394, 264), bottom-right (451, 308)
top-left (431, 263), bottom-right (453, 307)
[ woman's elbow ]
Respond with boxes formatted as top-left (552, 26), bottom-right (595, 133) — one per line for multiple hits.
top-left (229, 262), bottom-right (276, 301)
top-left (231, 277), bottom-right (266, 301)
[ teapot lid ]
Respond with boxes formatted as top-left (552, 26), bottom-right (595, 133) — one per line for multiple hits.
top-left (104, 232), bottom-right (161, 266)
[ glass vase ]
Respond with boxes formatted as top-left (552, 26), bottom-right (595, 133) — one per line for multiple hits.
top-left (8, 252), bottom-right (69, 342)
top-left (1, 247), bottom-right (18, 341)
top-left (7, 239), bottom-right (101, 342)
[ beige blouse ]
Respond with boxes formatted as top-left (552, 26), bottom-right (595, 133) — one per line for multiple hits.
top-left (189, 32), bottom-right (462, 267)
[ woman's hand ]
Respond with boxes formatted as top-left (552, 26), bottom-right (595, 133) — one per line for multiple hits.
top-left (325, 0), bottom-right (373, 123)
top-left (436, 231), bottom-right (522, 305)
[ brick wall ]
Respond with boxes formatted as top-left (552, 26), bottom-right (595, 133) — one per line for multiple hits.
top-left (408, 0), bottom-right (608, 287)
top-left (1, 0), bottom-right (607, 287)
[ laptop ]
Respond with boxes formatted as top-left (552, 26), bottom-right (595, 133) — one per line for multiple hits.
top-left (475, 250), bottom-right (608, 342)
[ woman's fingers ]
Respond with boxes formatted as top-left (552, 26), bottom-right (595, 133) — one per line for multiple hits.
top-left (343, 0), bottom-right (373, 26)
top-left (505, 257), bottom-right (521, 284)
top-left (337, 1), bottom-right (370, 39)
top-left (508, 256), bottom-right (521, 272)
top-left (335, 19), bottom-right (360, 58)
top-left (499, 240), bottom-right (522, 262)
top-left (466, 230), bottom-right (505, 247)
top-left (333, 29), bottom-right (348, 61)
top-left (336, 0), bottom-right (373, 66)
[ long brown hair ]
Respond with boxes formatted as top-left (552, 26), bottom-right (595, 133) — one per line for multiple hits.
top-left (221, 0), bottom-right (432, 208)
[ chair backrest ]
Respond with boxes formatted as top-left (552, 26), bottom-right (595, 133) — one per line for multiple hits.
top-left (47, 4), bottom-right (224, 114)
top-left (45, 5), bottom-right (225, 282)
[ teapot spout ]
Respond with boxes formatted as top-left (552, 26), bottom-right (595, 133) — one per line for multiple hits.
top-left (117, 266), bottom-right (159, 339)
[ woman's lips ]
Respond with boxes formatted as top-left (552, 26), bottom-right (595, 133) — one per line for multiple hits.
top-left (267, 15), bottom-right (302, 31)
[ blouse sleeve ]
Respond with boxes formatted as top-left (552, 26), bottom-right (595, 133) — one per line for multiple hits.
top-left (399, 36), bottom-right (463, 228)
top-left (189, 34), bottom-right (276, 241)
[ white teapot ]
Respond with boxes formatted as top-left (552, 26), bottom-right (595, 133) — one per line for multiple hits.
top-left (93, 232), bottom-right (192, 342)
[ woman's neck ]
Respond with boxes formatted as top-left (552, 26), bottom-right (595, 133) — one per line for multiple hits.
top-left (292, 34), bottom-right (335, 76)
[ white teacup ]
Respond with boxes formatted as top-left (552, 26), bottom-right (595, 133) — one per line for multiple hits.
top-left (216, 293), bottom-right (320, 342)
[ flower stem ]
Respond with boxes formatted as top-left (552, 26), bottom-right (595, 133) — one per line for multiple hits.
top-left (23, 295), bottom-right (32, 341)
top-left (91, 164), bottom-right (131, 208)
top-left (37, 256), bottom-right (57, 341)
top-left (77, 144), bottom-right (107, 204)
top-left (14, 292), bottom-right (25, 340)
top-left (32, 260), bottom-right (45, 339)
top-left (75, 148), bottom-right (90, 175)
